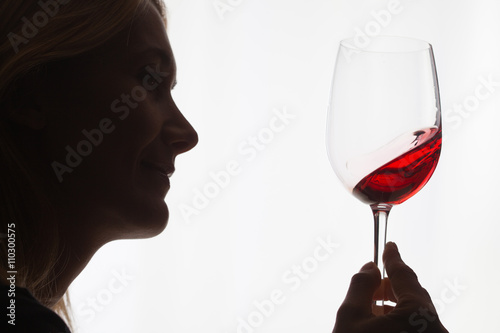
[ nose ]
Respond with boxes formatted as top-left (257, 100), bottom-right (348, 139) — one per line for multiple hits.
top-left (161, 106), bottom-right (198, 156)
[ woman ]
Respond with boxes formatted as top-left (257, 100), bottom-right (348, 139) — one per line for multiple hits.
top-left (0, 1), bottom-right (448, 332)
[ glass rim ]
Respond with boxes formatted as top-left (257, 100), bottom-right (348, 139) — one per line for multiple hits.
top-left (339, 35), bottom-right (433, 54)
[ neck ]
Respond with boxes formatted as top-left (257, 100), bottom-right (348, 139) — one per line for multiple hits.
top-left (44, 238), bottom-right (96, 308)
top-left (40, 201), bottom-right (110, 308)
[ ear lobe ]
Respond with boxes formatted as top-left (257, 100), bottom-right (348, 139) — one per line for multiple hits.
top-left (8, 107), bottom-right (47, 130)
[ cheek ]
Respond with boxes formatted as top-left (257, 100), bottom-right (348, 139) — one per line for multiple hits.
top-left (48, 99), bottom-right (169, 233)
top-left (43, 79), bottom-right (120, 163)
top-left (45, 73), bottom-right (161, 181)
top-left (56, 102), bottom-right (162, 196)
top-left (82, 101), bottom-right (169, 233)
top-left (44, 69), bottom-right (167, 226)
top-left (104, 99), bottom-right (163, 164)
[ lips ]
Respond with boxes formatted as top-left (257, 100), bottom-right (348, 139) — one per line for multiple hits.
top-left (141, 160), bottom-right (175, 179)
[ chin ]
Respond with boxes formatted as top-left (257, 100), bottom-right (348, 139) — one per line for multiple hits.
top-left (120, 200), bottom-right (170, 239)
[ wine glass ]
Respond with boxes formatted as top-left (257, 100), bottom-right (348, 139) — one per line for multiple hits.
top-left (326, 36), bottom-right (442, 304)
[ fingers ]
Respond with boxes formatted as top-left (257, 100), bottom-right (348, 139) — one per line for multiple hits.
top-left (373, 278), bottom-right (396, 302)
top-left (355, 314), bottom-right (417, 333)
top-left (337, 262), bottom-right (381, 320)
top-left (383, 242), bottom-right (425, 301)
top-left (335, 244), bottom-right (448, 333)
top-left (372, 278), bottom-right (396, 318)
top-left (371, 303), bottom-right (395, 316)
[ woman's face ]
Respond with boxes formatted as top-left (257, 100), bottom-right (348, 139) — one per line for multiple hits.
top-left (37, 4), bottom-right (198, 239)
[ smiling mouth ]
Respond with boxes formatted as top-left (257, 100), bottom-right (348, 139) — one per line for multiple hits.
top-left (141, 161), bottom-right (175, 179)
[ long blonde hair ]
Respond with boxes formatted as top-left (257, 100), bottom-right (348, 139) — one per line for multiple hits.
top-left (0, 0), bottom-right (165, 329)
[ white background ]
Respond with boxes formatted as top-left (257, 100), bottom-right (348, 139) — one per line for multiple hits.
top-left (70, 0), bottom-right (500, 332)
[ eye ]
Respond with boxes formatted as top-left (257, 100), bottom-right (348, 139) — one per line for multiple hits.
top-left (137, 64), bottom-right (166, 93)
top-left (145, 75), bottom-right (157, 88)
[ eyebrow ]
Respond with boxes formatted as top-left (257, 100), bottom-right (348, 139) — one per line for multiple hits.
top-left (132, 46), bottom-right (178, 89)
top-left (131, 47), bottom-right (174, 67)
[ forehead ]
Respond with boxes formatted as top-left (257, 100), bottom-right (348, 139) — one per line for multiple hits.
top-left (127, 5), bottom-right (171, 55)
top-left (96, 4), bottom-right (173, 65)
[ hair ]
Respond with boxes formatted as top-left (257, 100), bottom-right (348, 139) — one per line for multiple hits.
top-left (0, 0), bottom-right (166, 329)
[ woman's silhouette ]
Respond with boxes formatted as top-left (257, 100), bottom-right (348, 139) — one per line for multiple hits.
top-left (0, 1), bottom-right (448, 332)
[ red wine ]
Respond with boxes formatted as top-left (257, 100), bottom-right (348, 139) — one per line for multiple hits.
top-left (352, 127), bottom-right (441, 205)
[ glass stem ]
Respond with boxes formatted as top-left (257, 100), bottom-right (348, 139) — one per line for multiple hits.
top-left (371, 203), bottom-right (392, 307)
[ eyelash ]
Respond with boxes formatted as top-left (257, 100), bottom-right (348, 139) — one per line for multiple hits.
top-left (139, 64), bottom-right (169, 95)
top-left (145, 75), bottom-right (159, 89)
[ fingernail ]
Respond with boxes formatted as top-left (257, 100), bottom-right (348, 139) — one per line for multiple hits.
top-left (360, 262), bottom-right (376, 272)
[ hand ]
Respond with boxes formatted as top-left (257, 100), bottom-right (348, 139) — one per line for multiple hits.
top-left (332, 242), bottom-right (448, 333)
